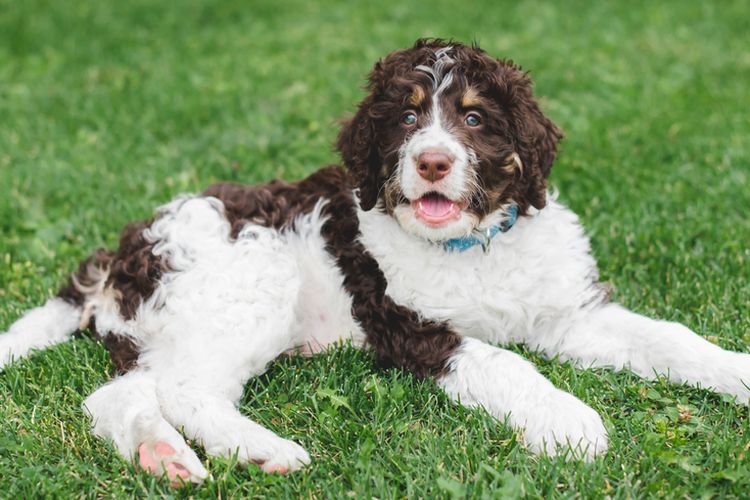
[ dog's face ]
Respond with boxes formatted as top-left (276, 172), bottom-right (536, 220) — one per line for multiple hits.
top-left (337, 39), bottom-right (563, 241)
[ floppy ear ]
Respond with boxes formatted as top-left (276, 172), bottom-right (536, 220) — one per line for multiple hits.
top-left (336, 94), bottom-right (382, 211)
top-left (495, 62), bottom-right (563, 210)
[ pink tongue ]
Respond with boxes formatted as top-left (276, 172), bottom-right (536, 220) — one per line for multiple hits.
top-left (419, 194), bottom-right (454, 217)
top-left (413, 194), bottom-right (461, 226)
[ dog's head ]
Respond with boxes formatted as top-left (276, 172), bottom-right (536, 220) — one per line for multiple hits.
top-left (337, 39), bottom-right (562, 241)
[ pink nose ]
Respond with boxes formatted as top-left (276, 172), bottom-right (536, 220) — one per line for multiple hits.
top-left (417, 151), bottom-right (453, 182)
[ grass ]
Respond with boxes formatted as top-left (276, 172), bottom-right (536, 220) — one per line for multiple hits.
top-left (1, 0), bottom-right (749, 497)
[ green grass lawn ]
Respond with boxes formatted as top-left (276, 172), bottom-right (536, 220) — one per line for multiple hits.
top-left (1, 0), bottom-right (749, 497)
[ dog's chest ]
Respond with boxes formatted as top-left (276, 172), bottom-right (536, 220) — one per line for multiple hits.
top-left (357, 203), bottom-right (601, 344)
top-left (358, 213), bottom-right (524, 343)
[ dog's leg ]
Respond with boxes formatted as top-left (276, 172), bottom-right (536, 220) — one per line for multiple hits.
top-left (327, 238), bottom-right (607, 460)
top-left (438, 337), bottom-right (608, 460)
top-left (0, 298), bottom-right (81, 370)
top-left (155, 380), bottom-right (311, 474)
top-left (549, 303), bottom-right (750, 403)
top-left (83, 370), bottom-right (209, 485)
top-left (145, 250), bottom-right (308, 472)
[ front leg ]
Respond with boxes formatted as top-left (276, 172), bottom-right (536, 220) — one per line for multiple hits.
top-left (328, 213), bottom-right (607, 459)
top-left (439, 337), bottom-right (608, 460)
top-left (550, 303), bottom-right (750, 403)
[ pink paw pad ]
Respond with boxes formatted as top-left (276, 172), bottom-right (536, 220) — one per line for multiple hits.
top-left (263, 464), bottom-right (289, 474)
top-left (138, 442), bottom-right (191, 486)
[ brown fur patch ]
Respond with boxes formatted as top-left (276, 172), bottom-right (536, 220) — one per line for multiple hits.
top-left (408, 86), bottom-right (425, 107)
top-left (107, 220), bottom-right (170, 320)
top-left (58, 249), bottom-right (114, 307)
top-left (461, 87), bottom-right (482, 108)
top-left (58, 217), bottom-right (172, 373)
top-left (58, 248), bottom-right (141, 373)
top-left (100, 333), bottom-right (140, 375)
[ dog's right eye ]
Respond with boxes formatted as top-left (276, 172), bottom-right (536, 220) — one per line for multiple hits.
top-left (402, 111), bottom-right (418, 126)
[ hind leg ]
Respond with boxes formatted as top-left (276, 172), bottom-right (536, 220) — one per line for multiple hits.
top-left (83, 370), bottom-right (209, 484)
top-left (146, 260), bottom-right (310, 471)
top-left (137, 221), bottom-right (311, 472)
top-left (0, 298), bottom-right (80, 370)
top-left (148, 294), bottom-right (311, 474)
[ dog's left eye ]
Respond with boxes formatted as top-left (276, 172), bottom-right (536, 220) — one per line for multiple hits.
top-left (465, 112), bottom-right (482, 127)
top-left (402, 111), bottom-right (418, 126)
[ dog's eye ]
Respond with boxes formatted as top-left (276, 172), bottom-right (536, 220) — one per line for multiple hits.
top-left (402, 111), bottom-right (418, 126)
top-left (465, 112), bottom-right (482, 127)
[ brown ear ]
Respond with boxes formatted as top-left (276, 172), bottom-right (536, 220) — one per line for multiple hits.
top-left (336, 94), bottom-right (382, 211)
top-left (496, 62), bottom-right (563, 210)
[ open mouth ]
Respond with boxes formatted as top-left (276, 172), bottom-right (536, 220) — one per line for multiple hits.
top-left (411, 192), bottom-right (465, 226)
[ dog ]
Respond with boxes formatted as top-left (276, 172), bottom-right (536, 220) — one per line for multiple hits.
top-left (2, 39), bottom-right (749, 485)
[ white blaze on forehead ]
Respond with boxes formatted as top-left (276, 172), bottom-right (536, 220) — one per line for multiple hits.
top-left (415, 46), bottom-right (456, 128)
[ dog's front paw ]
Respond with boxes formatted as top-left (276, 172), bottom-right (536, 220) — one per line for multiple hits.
top-left (521, 390), bottom-right (608, 461)
top-left (205, 431), bottom-right (310, 474)
top-left (137, 436), bottom-right (209, 486)
top-left (254, 438), bottom-right (311, 474)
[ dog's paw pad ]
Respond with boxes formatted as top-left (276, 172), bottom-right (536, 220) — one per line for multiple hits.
top-left (138, 442), bottom-right (164, 473)
top-left (137, 441), bottom-right (208, 486)
top-left (261, 463), bottom-right (289, 474)
top-left (165, 461), bottom-right (191, 484)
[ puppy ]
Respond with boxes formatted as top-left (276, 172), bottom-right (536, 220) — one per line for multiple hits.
top-left (2, 39), bottom-right (749, 484)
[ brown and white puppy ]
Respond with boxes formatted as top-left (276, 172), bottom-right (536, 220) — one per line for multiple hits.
top-left (2, 39), bottom-right (749, 484)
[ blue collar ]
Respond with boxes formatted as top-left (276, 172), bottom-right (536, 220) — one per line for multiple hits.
top-left (442, 205), bottom-right (519, 253)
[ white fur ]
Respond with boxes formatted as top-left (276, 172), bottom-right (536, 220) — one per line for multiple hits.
top-left (0, 298), bottom-right (80, 369)
top-left (285, 204), bottom-right (367, 354)
top-left (358, 198), bottom-right (602, 347)
top-left (439, 337), bottom-right (607, 460)
top-left (1, 196), bottom-right (363, 481)
top-left (556, 303), bottom-right (750, 403)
